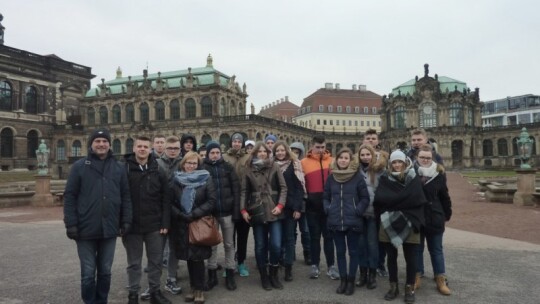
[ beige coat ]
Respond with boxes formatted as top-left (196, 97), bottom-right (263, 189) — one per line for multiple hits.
top-left (240, 160), bottom-right (287, 223)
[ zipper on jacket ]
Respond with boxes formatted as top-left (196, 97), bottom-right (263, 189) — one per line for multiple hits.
top-left (340, 183), bottom-right (344, 230)
top-left (214, 165), bottom-right (222, 217)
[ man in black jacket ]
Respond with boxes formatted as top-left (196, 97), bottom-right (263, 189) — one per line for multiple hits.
top-left (64, 129), bottom-right (132, 304)
top-left (123, 136), bottom-right (171, 304)
top-left (203, 141), bottom-right (240, 291)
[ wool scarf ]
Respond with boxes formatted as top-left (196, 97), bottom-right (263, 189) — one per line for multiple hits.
top-left (330, 155), bottom-right (360, 183)
top-left (417, 161), bottom-right (438, 184)
top-left (275, 158), bottom-right (307, 196)
top-left (174, 170), bottom-right (210, 214)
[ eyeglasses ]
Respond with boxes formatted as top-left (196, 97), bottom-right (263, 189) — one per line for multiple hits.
top-left (185, 162), bottom-right (198, 166)
top-left (418, 156), bottom-right (432, 161)
top-left (166, 147), bottom-right (180, 150)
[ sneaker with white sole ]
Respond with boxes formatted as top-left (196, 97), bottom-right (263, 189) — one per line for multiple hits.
top-left (309, 265), bottom-right (320, 279)
top-left (140, 287), bottom-right (150, 300)
top-left (237, 263), bottom-right (249, 277)
top-left (165, 278), bottom-right (182, 295)
top-left (327, 265), bottom-right (340, 280)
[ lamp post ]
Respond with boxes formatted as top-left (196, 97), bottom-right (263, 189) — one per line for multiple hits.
top-left (516, 127), bottom-right (534, 169)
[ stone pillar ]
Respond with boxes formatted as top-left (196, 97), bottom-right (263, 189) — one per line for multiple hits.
top-left (32, 175), bottom-right (55, 207)
top-left (513, 169), bottom-right (537, 206)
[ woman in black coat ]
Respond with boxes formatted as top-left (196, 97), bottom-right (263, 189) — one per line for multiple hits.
top-left (414, 144), bottom-right (452, 296)
top-left (170, 151), bottom-right (216, 304)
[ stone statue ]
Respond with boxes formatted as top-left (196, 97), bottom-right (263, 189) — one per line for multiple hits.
top-left (424, 64), bottom-right (429, 77)
top-left (35, 139), bottom-right (50, 175)
top-left (0, 13), bottom-right (4, 45)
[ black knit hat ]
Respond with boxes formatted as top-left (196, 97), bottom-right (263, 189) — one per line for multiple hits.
top-left (89, 129), bottom-right (111, 144)
top-left (205, 140), bottom-right (221, 154)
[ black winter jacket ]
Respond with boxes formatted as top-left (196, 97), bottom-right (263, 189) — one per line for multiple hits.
top-left (169, 176), bottom-right (216, 261)
top-left (124, 153), bottom-right (171, 234)
top-left (64, 150), bottom-right (132, 239)
top-left (282, 163), bottom-right (305, 213)
top-left (203, 158), bottom-right (241, 220)
top-left (420, 173), bottom-right (452, 235)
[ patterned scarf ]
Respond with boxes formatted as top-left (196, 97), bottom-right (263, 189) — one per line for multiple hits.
top-left (174, 170), bottom-right (209, 214)
top-left (275, 158), bottom-right (307, 196)
top-left (381, 211), bottom-right (412, 248)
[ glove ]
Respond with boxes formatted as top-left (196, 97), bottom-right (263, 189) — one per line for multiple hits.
top-left (120, 223), bottom-right (131, 235)
top-left (178, 213), bottom-right (194, 223)
top-left (66, 226), bottom-right (78, 240)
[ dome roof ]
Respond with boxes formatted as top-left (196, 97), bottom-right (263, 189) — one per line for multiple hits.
top-left (391, 76), bottom-right (468, 96)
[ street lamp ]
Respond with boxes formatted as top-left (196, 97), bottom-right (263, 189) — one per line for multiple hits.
top-left (35, 139), bottom-right (50, 175)
top-left (516, 127), bottom-right (534, 169)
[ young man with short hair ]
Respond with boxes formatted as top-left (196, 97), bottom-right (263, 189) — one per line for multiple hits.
top-left (407, 128), bottom-right (443, 164)
top-left (152, 135), bottom-right (166, 158)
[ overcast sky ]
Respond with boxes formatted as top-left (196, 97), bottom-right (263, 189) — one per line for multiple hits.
top-left (2, 0), bottom-right (538, 111)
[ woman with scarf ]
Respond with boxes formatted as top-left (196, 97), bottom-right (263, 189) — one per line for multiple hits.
top-left (357, 144), bottom-right (386, 290)
top-left (272, 141), bottom-right (306, 282)
top-left (323, 148), bottom-right (369, 296)
top-left (240, 142), bottom-right (287, 291)
top-left (374, 150), bottom-right (426, 304)
top-left (414, 144), bottom-right (452, 296)
top-left (169, 151), bottom-right (216, 304)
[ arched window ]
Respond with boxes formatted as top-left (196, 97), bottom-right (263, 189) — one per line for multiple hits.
top-left (336, 143), bottom-right (343, 153)
top-left (170, 99), bottom-right (180, 120)
top-left (27, 130), bottom-right (39, 158)
top-left (112, 105), bottom-right (121, 123)
top-left (420, 103), bottom-right (437, 128)
top-left (155, 101), bottom-right (165, 120)
top-left (185, 98), bottom-right (196, 118)
top-left (57, 140), bottom-right (66, 161)
top-left (99, 106), bottom-right (108, 125)
top-left (87, 107), bottom-right (95, 125)
top-left (482, 139), bottom-right (493, 157)
top-left (126, 103), bottom-right (135, 123)
top-left (394, 106), bottom-right (406, 129)
top-left (112, 139), bottom-right (122, 155)
top-left (347, 143), bottom-right (356, 154)
top-left (0, 128), bottom-right (14, 157)
top-left (201, 96), bottom-right (212, 117)
top-left (238, 102), bottom-right (243, 115)
top-left (230, 100), bottom-right (236, 115)
top-left (201, 134), bottom-right (212, 145)
top-left (0, 81), bottom-right (13, 111)
top-left (126, 138), bottom-right (134, 153)
top-left (219, 133), bottom-right (230, 149)
top-left (256, 132), bottom-right (262, 141)
top-left (467, 106), bottom-right (474, 126)
top-left (72, 140), bottom-right (82, 157)
top-left (25, 86), bottom-right (38, 114)
top-left (140, 102), bottom-right (149, 124)
top-left (449, 102), bottom-right (463, 126)
top-left (497, 138), bottom-right (508, 156)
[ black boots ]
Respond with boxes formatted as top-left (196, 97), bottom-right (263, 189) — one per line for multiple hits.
top-left (345, 276), bottom-right (355, 295)
top-left (206, 269), bottom-right (218, 291)
top-left (356, 267), bottom-right (367, 287)
top-left (303, 250), bottom-right (312, 265)
top-left (284, 264), bottom-right (293, 282)
top-left (404, 284), bottom-right (415, 303)
top-left (128, 291), bottom-right (138, 304)
top-left (259, 266), bottom-right (272, 290)
top-left (384, 282), bottom-right (399, 301)
top-left (367, 268), bottom-right (377, 289)
top-left (336, 277), bottom-right (347, 294)
top-left (150, 290), bottom-right (171, 304)
top-left (269, 265), bottom-right (283, 289)
top-left (225, 268), bottom-right (237, 290)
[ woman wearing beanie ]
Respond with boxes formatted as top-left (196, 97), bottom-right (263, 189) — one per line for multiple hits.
top-left (323, 148), bottom-right (369, 296)
top-left (272, 141), bottom-right (306, 282)
top-left (414, 144), bottom-right (452, 296)
top-left (374, 150), bottom-right (427, 304)
top-left (240, 142), bottom-right (287, 291)
top-left (356, 144), bottom-right (386, 290)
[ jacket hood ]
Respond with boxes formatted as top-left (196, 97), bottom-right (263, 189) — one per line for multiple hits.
top-left (290, 142), bottom-right (305, 159)
top-left (180, 134), bottom-right (198, 155)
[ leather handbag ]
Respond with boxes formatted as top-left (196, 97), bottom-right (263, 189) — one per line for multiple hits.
top-left (247, 195), bottom-right (266, 225)
top-left (188, 215), bottom-right (223, 246)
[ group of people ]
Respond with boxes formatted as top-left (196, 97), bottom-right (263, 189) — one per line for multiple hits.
top-left (63, 127), bottom-right (452, 304)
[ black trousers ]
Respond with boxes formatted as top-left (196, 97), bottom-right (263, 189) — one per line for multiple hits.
top-left (187, 260), bottom-right (205, 290)
top-left (235, 219), bottom-right (251, 264)
top-left (384, 242), bottom-right (418, 285)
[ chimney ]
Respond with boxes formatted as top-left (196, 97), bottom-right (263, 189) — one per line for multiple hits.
top-left (280, 98), bottom-right (284, 103)
top-left (325, 82), bottom-right (333, 89)
top-left (359, 84), bottom-right (366, 92)
top-left (285, 96), bottom-right (289, 102)
top-left (352, 84), bottom-right (357, 91)
top-left (335, 83), bottom-right (340, 90)
top-left (272, 101), bottom-right (276, 106)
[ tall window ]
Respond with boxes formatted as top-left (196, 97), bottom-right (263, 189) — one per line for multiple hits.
top-left (170, 99), bottom-right (180, 120)
top-left (99, 106), bottom-right (108, 125)
top-left (346, 106), bottom-right (351, 113)
top-left (449, 102), bottom-right (463, 126)
top-left (420, 103), bottom-right (437, 128)
top-left (185, 98), bottom-right (196, 118)
top-left (319, 105), bottom-right (324, 112)
top-left (354, 106), bottom-right (359, 113)
top-left (0, 81), bottom-right (13, 111)
top-left (482, 139), bottom-right (493, 157)
top-left (364, 107), bottom-right (368, 114)
top-left (112, 139), bottom-right (122, 155)
top-left (219, 99), bottom-right (226, 116)
top-left (72, 140), bottom-right (82, 157)
top-left (238, 102), bottom-right (243, 115)
top-left (25, 86), bottom-right (38, 114)
top-left (27, 130), bottom-right (39, 158)
top-left (201, 96), bottom-right (212, 117)
top-left (328, 105), bottom-right (333, 112)
top-left (140, 102), bottom-right (149, 124)
top-left (372, 107), bottom-right (377, 114)
top-left (155, 101), bottom-right (165, 120)
top-left (338, 106), bottom-right (343, 113)
top-left (57, 140), bottom-right (66, 161)
top-left (87, 107), bottom-right (95, 125)
top-left (126, 138), bottom-right (134, 153)
top-left (112, 105), bottom-right (121, 123)
top-left (467, 106), bottom-right (474, 126)
top-left (0, 128), bottom-right (14, 157)
top-left (126, 103), bottom-right (135, 123)
top-left (497, 138), bottom-right (508, 156)
top-left (394, 106), bottom-right (407, 129)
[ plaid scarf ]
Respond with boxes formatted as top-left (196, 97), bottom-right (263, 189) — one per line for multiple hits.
top-left (275, 159), bottom-right (307, 196)
top-left (381, 211), bottom-right (412, 248)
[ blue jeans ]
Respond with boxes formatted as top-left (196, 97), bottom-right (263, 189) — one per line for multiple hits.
top-left (416, 232), bottom-right (446, 275)
top-left (333, 230), bottom-right (360, 277)
top-left (306, 210), bottom-right (334, 267)
top-left (253, 220), bottom-right (282, 267)
top-left (281, 214), bottom-right (297, 265)
top-left (296, 213), bottom-right (311, 254)
top-left (76, 237), bottom-right (117, 304)
top-left (358, 217), bottom-right (379, 269)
